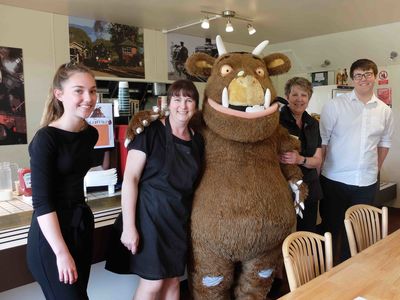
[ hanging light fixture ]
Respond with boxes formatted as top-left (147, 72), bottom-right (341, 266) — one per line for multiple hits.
top-left (162, 10), bottom-right (254, 35)
top-left (201, 17), bottom-right (210, 29)
top-left (225, 18), bottom-right (234, 32)
top-left (247, 24), bottom-right (256, 35)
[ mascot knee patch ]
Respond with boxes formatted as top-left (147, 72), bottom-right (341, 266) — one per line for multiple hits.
top-left (202, 275), bottom-right (224, 287)
top-left (258, 268), bottom-right (274, 279)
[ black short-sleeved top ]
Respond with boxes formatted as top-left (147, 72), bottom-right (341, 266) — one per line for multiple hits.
top-left (128, 119), bottom-right (204, 181)
top-left (29, 125), bottom-right (99, 215)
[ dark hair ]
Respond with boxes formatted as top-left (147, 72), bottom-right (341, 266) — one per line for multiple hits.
top-left (167, 79), bottom-right (199, 108)
top-left (40, 63), bottom-right (95, 127)
top-left (284, 77), bottom-right (313, 99)
top-left (350, 59), bottom-right (378, 79)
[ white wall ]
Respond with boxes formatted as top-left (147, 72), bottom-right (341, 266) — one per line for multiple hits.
top-left (0, 5), bottom-right (68, 169)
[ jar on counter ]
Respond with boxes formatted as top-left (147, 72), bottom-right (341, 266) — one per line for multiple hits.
top-left (0, 162), bottom-right (13, 201)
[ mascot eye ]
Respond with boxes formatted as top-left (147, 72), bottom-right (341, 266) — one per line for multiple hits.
top-left (256, 67), bottom-right (265, 77)
top-left (220, 65), bottom-right (233, 77)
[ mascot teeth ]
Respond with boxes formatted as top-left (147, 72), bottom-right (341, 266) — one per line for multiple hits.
top-left (264, 88), bottom-right (271, 108)
top-left (222, 87), bottom-right (229, 108)
top-left (222, 88), bottom-right (271, 113)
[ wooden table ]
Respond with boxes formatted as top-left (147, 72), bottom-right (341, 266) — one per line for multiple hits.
top-left (279, 229), bottom-right (400, 300)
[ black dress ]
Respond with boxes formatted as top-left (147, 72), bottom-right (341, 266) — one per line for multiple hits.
top-left (106, 118), bottom-right (204, 280)
top-left (280, 105), bottom-right (323, 232)
top-left (26, 125), bottom-right (98, 300)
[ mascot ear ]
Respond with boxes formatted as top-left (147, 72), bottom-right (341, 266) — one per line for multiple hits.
top-left (263, 53), bottom-right (291, 76)
top-left (185, 52), bottom-right (215, 78)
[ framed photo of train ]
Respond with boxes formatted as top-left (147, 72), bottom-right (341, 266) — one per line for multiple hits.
top-left (167, 33), bottom-right (217, 82)
top-left (69, 16), bottom-right (145, 79)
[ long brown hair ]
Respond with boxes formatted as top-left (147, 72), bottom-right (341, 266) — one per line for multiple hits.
top-left (40, 63), bottom-right (95, 127)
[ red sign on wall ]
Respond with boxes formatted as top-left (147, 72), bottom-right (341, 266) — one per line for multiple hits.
top-left (378, 70), bottom-right (389, 85)
top-left (377, 87), bottom-right (392, 107)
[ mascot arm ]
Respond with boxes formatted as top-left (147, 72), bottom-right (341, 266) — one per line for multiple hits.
top-left (125, 107), bottom-right (167, 147)
top-left (277, 126), bottom-right (309, 217)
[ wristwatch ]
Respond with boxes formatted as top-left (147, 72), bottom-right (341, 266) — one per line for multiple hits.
top-left (301, 157), bottom-right (307, 165)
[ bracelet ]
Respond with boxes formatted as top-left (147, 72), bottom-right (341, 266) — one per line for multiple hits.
top-left (301, 157), bottom-right (307, 165)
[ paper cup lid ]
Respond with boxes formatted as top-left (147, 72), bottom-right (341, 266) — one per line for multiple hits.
top-left (118, 81), bottom-right (129, 88)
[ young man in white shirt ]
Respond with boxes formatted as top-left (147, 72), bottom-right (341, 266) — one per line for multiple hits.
top-left (319, 59), bottom-right (394, 264)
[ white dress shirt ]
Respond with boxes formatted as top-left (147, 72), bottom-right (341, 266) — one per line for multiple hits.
top-left (320, 90), bottom-right (393, 186)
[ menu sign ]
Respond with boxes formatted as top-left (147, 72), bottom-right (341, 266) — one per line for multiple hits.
top-left (86, 103), bottom-right (115, 148)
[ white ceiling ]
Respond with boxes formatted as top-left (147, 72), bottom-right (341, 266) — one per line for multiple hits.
top-left (2, 0), bottom-right (400, 46)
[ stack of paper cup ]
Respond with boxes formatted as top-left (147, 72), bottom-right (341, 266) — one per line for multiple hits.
top-left (118, 81), bottom-right (130, 116)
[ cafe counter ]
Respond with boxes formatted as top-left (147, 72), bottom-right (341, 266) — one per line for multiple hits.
top-left (0, 191), bottom-right (121, 292)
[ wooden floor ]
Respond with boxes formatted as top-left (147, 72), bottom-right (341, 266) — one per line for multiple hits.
top-left (180, 207), bottom-right (400, 299)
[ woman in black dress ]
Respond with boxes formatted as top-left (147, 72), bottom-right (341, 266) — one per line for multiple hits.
top-left (279, 77), bottom-right (323, 232)
top-left (26, 64), bottom-right (98, 299)
top-left (106, 80), bottom-right (204, 299)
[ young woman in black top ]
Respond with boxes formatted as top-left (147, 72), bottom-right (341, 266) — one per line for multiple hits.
top-left (279, 77), bottom-right (323, 232)
top-left (26, 64), bottom-right (98, 299)
top-left (106, 80), bottom-right (204, 299)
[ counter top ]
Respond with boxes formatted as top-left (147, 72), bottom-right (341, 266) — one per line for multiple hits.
top-left (0, 191), bottom-right (121, 250)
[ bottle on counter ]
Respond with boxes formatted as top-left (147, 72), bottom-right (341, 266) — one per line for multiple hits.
top-left (18, 168), bottom-right (32, 197)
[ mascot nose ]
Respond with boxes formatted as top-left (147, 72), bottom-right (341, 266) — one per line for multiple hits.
top-left (237, 70), bottom-right (245, 77)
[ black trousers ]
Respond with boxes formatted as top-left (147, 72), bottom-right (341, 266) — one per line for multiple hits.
top-left (27, 208), bottom-right (94, 300)
top-left (319, 176), bottom-right (377, 265)
top-left (296, 199), bottom-right (319, 233)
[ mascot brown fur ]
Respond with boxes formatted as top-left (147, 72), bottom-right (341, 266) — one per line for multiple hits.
top-left (127, 36), bottom-right (307, 299)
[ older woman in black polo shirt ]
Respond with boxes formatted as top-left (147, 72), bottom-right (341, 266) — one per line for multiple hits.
top-left (279, 77), bottom-right (322, 232)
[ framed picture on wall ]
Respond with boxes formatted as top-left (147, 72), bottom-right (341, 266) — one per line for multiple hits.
top-left (311, 71), bottom-right (328, 86)
top-left (69, 16), bottom-right (145, 79)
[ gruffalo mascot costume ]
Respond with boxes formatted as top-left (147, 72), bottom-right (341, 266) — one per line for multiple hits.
top-left (128, 35), bottom-right (306, 299)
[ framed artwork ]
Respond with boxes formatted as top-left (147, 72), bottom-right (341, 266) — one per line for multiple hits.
top-left (311, 71), bottom-right (328, 86)
top-left (69, 16), bottom-right (144, 79)
top-left (0, 46), bottom-right (27, 145)
top-left (167, 33), bottom-right (218, 82)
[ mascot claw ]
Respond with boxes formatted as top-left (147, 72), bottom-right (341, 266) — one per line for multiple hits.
top-left (124, 106), bottom-right (169, 148)
top-left (289, 180), bottom-right (305, 218)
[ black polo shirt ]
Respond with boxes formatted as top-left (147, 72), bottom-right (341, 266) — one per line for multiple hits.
top-left (279, 105), bottom-right (322, 183)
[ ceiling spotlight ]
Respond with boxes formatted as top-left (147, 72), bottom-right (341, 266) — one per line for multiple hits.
top-left (226, 19), bottom-right (234, 32)
top-left (247, 24), bottom-right (256, 35)
top-left (201, 18), bottom-right (210, 29)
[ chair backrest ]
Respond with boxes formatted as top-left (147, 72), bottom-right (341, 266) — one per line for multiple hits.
top-left (282, 231), bottom-right (333, 292)
top-left (344, 204), bottom-right (388, 257)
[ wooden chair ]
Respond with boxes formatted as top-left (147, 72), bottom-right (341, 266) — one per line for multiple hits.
top-left (282, 231), bottom-right (333, 291)
top-left (344, 204), bottom-right (388, 257)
